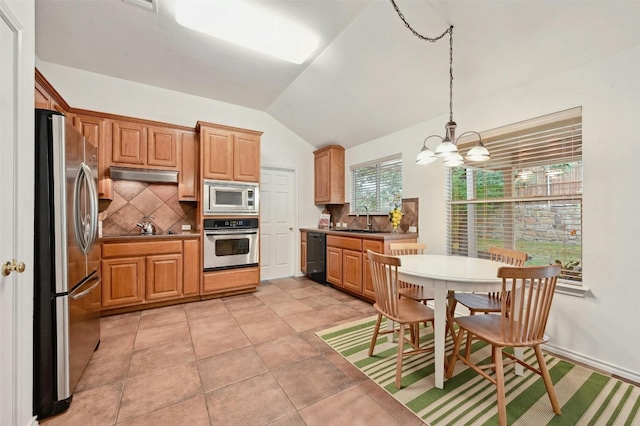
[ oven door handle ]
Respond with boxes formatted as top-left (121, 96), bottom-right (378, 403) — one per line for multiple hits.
top-left (205, 230), bottom-right (258, 236)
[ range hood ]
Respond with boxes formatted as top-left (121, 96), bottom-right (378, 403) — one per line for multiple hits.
top-left (110, 166), bottom-right (178, 183)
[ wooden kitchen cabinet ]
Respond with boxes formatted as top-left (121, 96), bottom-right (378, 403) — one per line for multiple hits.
top-left (101, 238), bottom-right (200, 311)
top-left (145, 254), bottom-right (182, 301)
top-left (326, 235), bottom-right (362, 291)
top-left (198, 122), bottom-right (262, 182)
top-left (35, 69), bottom-right (68, 113)
top-left (110, 120), bottom-right (179, 169)
top-left (202, 267), bottom-right (260, 296)
top-left (314, 145), bottom-right (345, 205)
top-left (183, 239), bottom-right (200, 296)
top-left (300, 231), bottom-right (307, 274)
top-left (178, 130), bottom-right (198, 201)
top-left (111, 120), bottom-right (148, 166)
top-left (326, 246), bottom-right (343, 287)
top-left (101, 257), bottom-right (145, 308)
top-left (323, 232), bottom-right (415, 302)
top-left (147, 126), bottom-right (178, 168)
top-left (74, 114), bottom-right (113, 200)
top-left (362, 239), bottom-right (383, 300)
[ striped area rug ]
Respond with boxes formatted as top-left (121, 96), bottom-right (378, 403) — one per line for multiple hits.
top-left (317, 316), bottom-right (640, 426)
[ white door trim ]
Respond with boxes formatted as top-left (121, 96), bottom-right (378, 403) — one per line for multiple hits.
top-left (260, 164), bottom-right (299, 279)
top-left (0, 1), bottom-right (35, 425)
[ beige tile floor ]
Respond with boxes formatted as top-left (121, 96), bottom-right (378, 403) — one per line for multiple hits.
top-left (41, 276), bottom-right (427, 426)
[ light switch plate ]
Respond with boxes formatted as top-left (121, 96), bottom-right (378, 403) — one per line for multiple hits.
top-left (409, 226), bottom-right (417, 233)
top-left (181, 224), bottom-right (191, 231)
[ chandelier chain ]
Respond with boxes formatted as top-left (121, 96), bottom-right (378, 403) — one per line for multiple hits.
top-left (449, 28), bottom-right (453, 123)
top-left (389, 0), bottom-right (454, 123)
top-left (389, 0), bottom-right (451, 42)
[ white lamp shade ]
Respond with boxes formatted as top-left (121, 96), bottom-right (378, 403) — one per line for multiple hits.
top-left (465, 145), bottom-right (491, 161)
top-left (434, 140), bottom-right (458, 157)
top-left (443, 152), bottom-right (464, 167)
top-left (416, 147), bottom-right (437, 165)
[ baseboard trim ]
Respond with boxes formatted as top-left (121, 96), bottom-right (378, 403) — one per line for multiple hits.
top-left (543, 342), bottom-right (640, 385)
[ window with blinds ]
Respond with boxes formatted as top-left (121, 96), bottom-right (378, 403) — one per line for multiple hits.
top-left (447, 107), bottom-right (582, 283)
top-left (350, 154), bottom-right (402, 214)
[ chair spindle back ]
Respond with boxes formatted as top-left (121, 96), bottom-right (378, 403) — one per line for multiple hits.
top-left (489, 247), bottom-right (528, 266)
top-left (498, 264), bottom-right (561, 346)
top-left (389, 242), bottom-right (426, 256)
top-left (367, 250), bottom-right (402, 318)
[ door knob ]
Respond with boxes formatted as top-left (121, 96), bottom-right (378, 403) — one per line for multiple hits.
top-left (2, 259), bottom-right (26, 277)
top-left (289, 226), bottom-right (293, 231)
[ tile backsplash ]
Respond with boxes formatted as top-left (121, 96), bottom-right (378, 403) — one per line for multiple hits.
top-left (326, 198), bottom-right (419, 233)
top-left (99, 180), bottom-right (197, 236)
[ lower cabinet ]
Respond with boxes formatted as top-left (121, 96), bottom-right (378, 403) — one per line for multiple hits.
top-left (145, 254), bottom-right (182, 302)
top-left (325, 233), bottom-right (416, 302)
top-left (362, 240), bottom-right (383, 300)
top-left (202, 267), bottom-right (260, 296)
top-left (101, 238), bottom-right (200, 311)
top-left (101, 257), bottom-right (145, 308)
top-left (300, 231), bottom-right (307, 275)
top-left (326, 235), bottom-right (363, 294)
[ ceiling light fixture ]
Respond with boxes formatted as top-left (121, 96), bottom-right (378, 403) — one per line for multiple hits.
top-left (390, 1), bottom-right (490, 167)
top-left (175, 0), bottom-right (319, 64)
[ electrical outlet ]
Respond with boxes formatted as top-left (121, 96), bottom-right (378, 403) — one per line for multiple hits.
top-left (181, 224), bottom-right (191, 231)
top-left (409, 226), bottom-right (417, 233)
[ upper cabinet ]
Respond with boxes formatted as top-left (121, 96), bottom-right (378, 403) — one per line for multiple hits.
top-left (110, 120), bottom-right (178, 170)
top-left (314, 145), bottom-right (345, 205)
top-left (198, 122), bottom-right (262, 182)
top-left (74, 114), bottom-right (112, 200)
top-left (148, 126), bottom-right (178, 168)
top-left (178, 130), bottom-right (198, 201)
top-left (35, 69), bottom-right (69, 114)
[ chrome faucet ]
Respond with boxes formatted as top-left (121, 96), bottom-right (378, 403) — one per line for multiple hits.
top-left (356, 206), bottom-right (372, 231)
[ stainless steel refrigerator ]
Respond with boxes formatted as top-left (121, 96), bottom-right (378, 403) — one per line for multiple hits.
top-left (34, 109), bottom-right (101, 419)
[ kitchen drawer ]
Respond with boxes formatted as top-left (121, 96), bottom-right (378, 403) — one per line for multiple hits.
top-left (326, 235), bottom-right (361, 251)
top-left (202, 267), bottom-right (260, 294)
top-left (102, 240), bottom-right (182, 258)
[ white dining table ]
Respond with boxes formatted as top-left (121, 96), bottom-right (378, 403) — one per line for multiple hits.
top-left (396, 254), bottom-right (522, 389)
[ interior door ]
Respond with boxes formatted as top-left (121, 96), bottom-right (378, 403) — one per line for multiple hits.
top-left (260, 167), bottom-right (297, 280)
top-left (0, 2), bottom-right (33, 424)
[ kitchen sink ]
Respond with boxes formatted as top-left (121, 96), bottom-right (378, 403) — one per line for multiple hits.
top-left (334, 228), bottom-right (390, 234)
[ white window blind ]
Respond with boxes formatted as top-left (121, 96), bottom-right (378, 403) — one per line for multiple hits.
top-left (447, 107), bottom-right (583, 283)
top-left (350, 154), bottom-right (402, 214)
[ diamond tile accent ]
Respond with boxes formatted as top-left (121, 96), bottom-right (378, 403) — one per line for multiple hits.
top-left (100, 182), bottom-right (197, 236)
top-left (130, 189), bottom-right (164, 217)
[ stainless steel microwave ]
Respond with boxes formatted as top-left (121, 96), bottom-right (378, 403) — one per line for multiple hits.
top-left (203, 179), bottom-right (259, 215)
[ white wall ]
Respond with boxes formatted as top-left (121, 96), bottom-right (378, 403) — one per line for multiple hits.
top-left (346, 44), bottom-right (640, 383)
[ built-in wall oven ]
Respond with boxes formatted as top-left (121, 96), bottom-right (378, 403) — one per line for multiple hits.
top-left (203, 218), bottom-right (259, 271)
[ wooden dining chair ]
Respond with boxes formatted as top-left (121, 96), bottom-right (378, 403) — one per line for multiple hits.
top-left (446, 264), bottom-right (562, 426)
top-left (449, 247), bottom-right (528, 356)
top-left (389, 242), bottom-right (434, 304)
top-left (367, 250), bottom-right (435, 389)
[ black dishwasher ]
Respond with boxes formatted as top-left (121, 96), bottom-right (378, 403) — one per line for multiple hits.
top-left (306, 232), bottom-right (326, 284)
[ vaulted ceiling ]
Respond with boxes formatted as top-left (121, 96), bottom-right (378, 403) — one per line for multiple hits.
top-left (35, 0), bottom-right (640, 149)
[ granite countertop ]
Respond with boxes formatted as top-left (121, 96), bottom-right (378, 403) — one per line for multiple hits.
top-left (99, 232), bottom-right (200, 242)
top-left (300, 227), bottom-right (418, 240)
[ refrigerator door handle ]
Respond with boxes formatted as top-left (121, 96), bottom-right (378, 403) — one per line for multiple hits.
top-left (73, 163), bottom-right (99, 255)
top-left (69, 277), bottom-right (100, 300)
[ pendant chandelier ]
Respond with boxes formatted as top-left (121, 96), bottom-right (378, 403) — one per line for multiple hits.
top-left (390, 1), bottom-right (490, 167)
